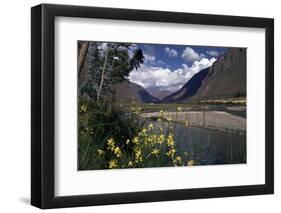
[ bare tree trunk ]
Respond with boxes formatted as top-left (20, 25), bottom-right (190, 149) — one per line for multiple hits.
top-left (78, 41), bottom-right (89, 80)
top-left (97, 48), bottom-right (109, 103)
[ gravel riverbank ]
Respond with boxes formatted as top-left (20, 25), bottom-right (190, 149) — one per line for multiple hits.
top-left (140, 111), bottom-right (246, 132)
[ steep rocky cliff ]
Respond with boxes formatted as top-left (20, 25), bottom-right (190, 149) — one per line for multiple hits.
top-left (162, 48), bottom-right (246, 102)
top-left (162, 67), bottom-right (210, 102)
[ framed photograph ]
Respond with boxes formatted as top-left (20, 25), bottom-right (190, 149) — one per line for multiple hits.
top-left (31, 4), bottom-right (274, 209)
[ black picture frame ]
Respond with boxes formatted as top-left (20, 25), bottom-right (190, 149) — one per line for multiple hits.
top-left (31, 3), bottom-right (274, 209)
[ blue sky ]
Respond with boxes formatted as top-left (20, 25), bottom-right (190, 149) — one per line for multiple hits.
top-left (128, 43), bottom-right (228, 93)
top-left (137, 44), bottom-right (227, 69)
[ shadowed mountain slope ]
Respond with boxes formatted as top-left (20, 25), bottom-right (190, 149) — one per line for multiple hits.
top-left (162, 68), bottom-right (210, 102)
top-left (162, 48), bottom-right (246, 103)
top-left (113, 81), bottom-right (159, 103)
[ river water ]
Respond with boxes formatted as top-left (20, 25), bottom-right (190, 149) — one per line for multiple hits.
top-left (170, 123), bottom-right (246, 165)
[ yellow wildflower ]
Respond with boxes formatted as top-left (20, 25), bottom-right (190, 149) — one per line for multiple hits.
top-left (135, 148), bottom-right (143, 163)
top-left (132, 136), bottom-right (139, 144)
top-left (142, 128), bottom-right (147, 134)
top-left (166, 148), bottom-right (176, 158)
top-left (148, 123), bottom-right (154, 130)
top-left (146, 136), bottom-right (152, 144)
top-left (80, 104), bottom-right (87, 113)
top-left (136, 156), bottom-right (143, 163)
top-left (128, 161), bottom-right (133, 167)
top-left (158, 134), bottom-right (165, 144)
top-left (97, 149), bottom-right (104, 155)
top-left (134, 149), bottom-right (143, 162)
top-left (107, 138), bottom-right (116, 151)
top-left (151, 149), bottom-right (160, 156)
top-left (114, 147), bottom-right (120, 154)
top-left (152, 134), bottom-right (157, 142)
top-left (185, 120), bottom-right (189, 126)
top-left (107, 138), bottom-right (115, 147)
top-left (135, 150), bottom-right (142, 159)
top-left (125, 139), bottom-right (130, 145)
top-left (175, 156), bottom-right (182, 164)
top-left (167, 133), bottom-right (174, 147)
top-left (108, 160), bottom-right (118, 169)
top-left (114, 147), bottom-right (122, 158)
top-left (177, 106), bottom-right (182, 111)
top-left (147, 134), bottom-right (156, 144)
top-left (188, 160), bottom-right (195, 166)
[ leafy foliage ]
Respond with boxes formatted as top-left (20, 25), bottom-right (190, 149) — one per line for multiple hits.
top-left (79, 42), bottom-right (144, 103)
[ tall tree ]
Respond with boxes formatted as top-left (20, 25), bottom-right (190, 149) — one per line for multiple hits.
top-left (82, 42), bottom-right (144, 104)
top-left (96, 48), bottom-right (109, 103)
top-left (78, 41), bottom-right (89, 79)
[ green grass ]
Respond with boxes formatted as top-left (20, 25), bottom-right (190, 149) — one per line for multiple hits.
top-left (199, 97), bottom-right (246, 106)
top-left (117, 97), bottom-right (246, 113)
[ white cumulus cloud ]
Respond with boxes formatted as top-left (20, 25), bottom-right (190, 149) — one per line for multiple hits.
top-left (143, 54), bottom-right (156, 64)
top-left (129, 57), bottom-right (216, 92)
top-left (181, 47), bottom-right (206, 62)
top-left (164, 47), bottom-right (178, 57)
top-left (206, 50), bottom-right (219, 57)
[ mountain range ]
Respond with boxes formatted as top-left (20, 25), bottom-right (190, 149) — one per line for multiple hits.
top-left (113, 81), bottom-right (160, 103)
top-left (115, 48), bottom-right (246, 103)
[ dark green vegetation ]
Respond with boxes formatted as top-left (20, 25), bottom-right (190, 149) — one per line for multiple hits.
top-left (78, 99), bottom-right (141, 169)
top-left (79, 42), bottom-right (144, 104)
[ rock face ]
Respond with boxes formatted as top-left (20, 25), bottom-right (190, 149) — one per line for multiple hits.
top-left (162, 48), bottom-right (246, 103)
top-left (193, 48), bottom-right (246, 101)
top-left (113, 81), bottom-right (159, 103)
top-left (162, 67), bottom-right (210, 103)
